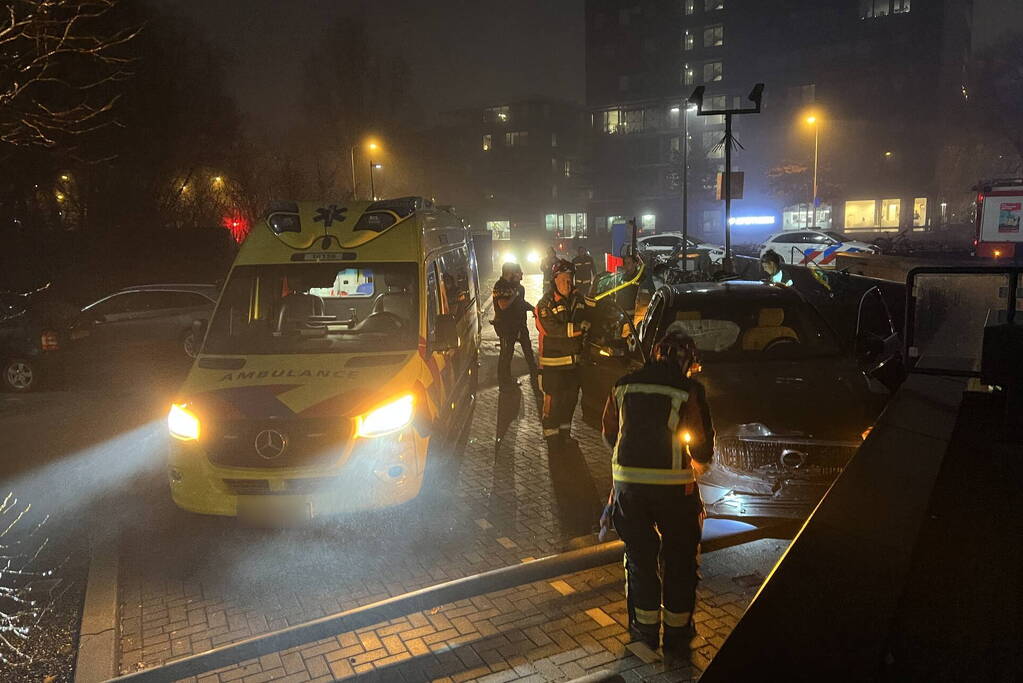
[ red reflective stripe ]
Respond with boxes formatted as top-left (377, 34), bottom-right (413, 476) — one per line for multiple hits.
top-left (819, 250), bottom-right (840, 265)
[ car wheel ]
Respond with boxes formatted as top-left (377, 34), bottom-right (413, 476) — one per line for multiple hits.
top-left (182, 329), bottom-right (200, 358)
top-left (2, 358), bottom-right (37, 392)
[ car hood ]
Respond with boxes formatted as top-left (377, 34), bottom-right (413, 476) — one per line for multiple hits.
top-left (697, 355), bottom-right (871, 441)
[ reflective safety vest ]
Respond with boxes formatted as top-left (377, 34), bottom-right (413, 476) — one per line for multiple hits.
top-left (602, 360), bottom-right (714, 486)
top-left (535, 289), bottom-right (595, 367)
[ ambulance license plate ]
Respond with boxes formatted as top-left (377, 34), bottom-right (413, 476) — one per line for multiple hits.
top-left (237, 496), bottom-right (315, 526)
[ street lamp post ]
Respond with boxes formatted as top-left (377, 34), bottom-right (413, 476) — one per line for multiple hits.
top-left (350, 141), bottom-right (380, 200)
top-left (673, 102), bottom-right (695, 270)
top-left (369, 162), bottom-right (382, 200)
top-left (807, 116), bottom-right (820, 229)
top-left (690, 83), bottom-right (765, 274)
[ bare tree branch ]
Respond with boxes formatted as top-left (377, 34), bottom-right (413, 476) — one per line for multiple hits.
top-left (0, 0), bottom-right (139, 148)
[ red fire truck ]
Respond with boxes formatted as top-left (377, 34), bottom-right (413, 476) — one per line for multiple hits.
top-left (973, 178), bottom-right (1023, 260)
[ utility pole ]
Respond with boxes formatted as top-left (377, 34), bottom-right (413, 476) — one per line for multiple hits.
top-left (689, 83), bottom-right (764, 274)
top-left (811, 119), bottom-right (820, 229)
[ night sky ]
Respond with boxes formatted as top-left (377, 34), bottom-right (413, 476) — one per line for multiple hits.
top-left (148, 0), bottom-right (585, 133)
top-left (151, 0), bottom-right (1018, 136)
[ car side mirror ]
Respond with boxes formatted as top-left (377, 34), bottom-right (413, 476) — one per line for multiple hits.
top-left (435, 313), bottom-right (458, 351)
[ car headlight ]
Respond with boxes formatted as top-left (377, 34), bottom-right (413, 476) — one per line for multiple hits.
top-left (168, 403), bottom-right (200, 441)
top-left (355, 394), bottom-right (415, 438)
top-left (526, 250), bottom-right (540, 264)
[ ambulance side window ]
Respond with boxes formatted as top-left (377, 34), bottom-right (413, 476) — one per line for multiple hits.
top-left (438, 247), bottom-right (472, 318)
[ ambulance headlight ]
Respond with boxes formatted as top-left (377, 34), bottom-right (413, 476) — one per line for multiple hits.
top-left (168, 404), bottom-right (200, 441)
top-left (527, 250), bottom-right (541, 264)
top-left (355, 394), bottom-right (415, 438)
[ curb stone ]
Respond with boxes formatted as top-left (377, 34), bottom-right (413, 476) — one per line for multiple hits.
top-left (74, 531), bottom-right (119, 683)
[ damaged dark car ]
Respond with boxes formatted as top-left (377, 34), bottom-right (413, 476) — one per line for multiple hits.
top-left (581, 279), bottom-right (904, 522)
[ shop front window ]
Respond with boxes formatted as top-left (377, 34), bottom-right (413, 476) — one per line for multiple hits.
top-left (881, 198), bottom-right (901, 228)
top-left (913, 197), bottom-right (927, 227)
top-left (844, 200), bottom-right (877, 230)
top-left (486, 220), bottom-right (511, 240)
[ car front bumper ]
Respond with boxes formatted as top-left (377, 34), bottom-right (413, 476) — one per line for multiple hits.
top-left (167, 427), bottom-right (428, 519)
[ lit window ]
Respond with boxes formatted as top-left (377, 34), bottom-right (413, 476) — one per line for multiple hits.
top-left (505, 131), bottom-right (528, 147)
top-left (640, 214), bottom-right (656, 231)
top-left (683, 64), bottom-right (695, 86)
top-left (703, 61), bottom-right (723, 82)
top-left (704, 25), bottom-right (723, 47)
top-left (913, 197), bottom-right (927, 227)
top-left (486, 220), bottom-right (511, 240)
top-left (551, 132), bottom-right (558, 147)
top-left (861, 0), bottom-right (902, 18)
top-left (545, 214), bottom-right (558, 232)
top-left (564, 160), bottom-right (573, 177)
top-left (893, 0), bottom-right (910, 13)
top-left (484, 105), bottom-right (510, 123)
top-left (602, 110), bottom-right (621, 134)
top-left (482, 134), bottom-right (491, 151)
top-left (684, 0), bottom-right (695, 16)
top-left (683, 31), bottom-right (694, 50)
top-left (845, 200), bottom-right (878, 229)
top-left (706, 95), bottom-right (726, 110)
top-left (881, 198), bottom-right (901, 228)
top-left (705, 0), bottom-right (724, 9)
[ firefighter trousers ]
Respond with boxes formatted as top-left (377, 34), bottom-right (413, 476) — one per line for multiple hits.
top-left (538, 365), bottom-right (580, 440)
top-left (612, 483), bottom-right (702, 647)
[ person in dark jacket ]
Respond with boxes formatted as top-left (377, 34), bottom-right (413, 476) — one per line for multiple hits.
top-left (601, 322), bottom-right (714, 654)
top-left (535, 258), bottom-right (596, 451)
top-left (492, 262), bottom-right (537, 388)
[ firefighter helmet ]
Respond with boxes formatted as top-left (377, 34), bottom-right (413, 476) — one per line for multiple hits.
top-left (550, 258), bottom-right (575, 281)
top-left (654, 321), bottom-right (699, 370)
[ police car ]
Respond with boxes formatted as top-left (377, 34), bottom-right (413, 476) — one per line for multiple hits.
top-left (760, 230), bottom-right (877, 267)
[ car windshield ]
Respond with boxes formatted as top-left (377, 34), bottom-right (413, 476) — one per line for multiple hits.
top-left (203, 263), bottom-right (419, 355)
top-left (659, 296), bottom-right (842, 361)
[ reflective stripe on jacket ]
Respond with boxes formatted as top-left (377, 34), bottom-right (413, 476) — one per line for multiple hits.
top-left (602, 360), bottom-right (714, 486)
top-left (535, 289), bottom-right (595, 367)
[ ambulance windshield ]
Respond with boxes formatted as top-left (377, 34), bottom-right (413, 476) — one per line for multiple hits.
top-left (204, 263), bottom-right (419, 354)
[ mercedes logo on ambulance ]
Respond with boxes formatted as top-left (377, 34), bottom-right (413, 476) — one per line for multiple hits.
top-left (254, 429), bottom-right (288, 460)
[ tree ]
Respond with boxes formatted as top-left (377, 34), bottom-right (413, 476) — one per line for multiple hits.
top-left (0, 0), bottom-right (137, 150)
top-left (968, 33), bottom-right (1023, 170)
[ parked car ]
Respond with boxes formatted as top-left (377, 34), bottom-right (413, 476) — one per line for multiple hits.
top-left (579, 280), bottom-right (903, 521)
top-left (0, 288), bottom-right (76, 392)
top-left (637, 232), bottom-right (726, 264)
top-left (760, 229), bottom-right (878, 267)
top-left (72, 284), bottom-right (219, 360)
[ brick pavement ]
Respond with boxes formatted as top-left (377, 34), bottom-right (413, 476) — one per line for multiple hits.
top-left (117, 274), bottom-right (790, 680)
top-left (166, 539), bottom-right (787, 682)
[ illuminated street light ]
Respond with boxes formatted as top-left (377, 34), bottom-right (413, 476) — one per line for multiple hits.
top-left (212, 176), bottom-right (224, 187)
top-left (884, 150), bottom-right (893, 158)
top-left (55, 191), bottom-right (65, 202)
top-left (59, 174), bottom-right (70, 182)
top-left (806, 115), bottom-right (817, 124)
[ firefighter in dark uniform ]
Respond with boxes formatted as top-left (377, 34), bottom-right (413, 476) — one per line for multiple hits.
top-left (535, 258), bottom-right (596, 451)
top-left (601, 323), bottom-right (714, 653)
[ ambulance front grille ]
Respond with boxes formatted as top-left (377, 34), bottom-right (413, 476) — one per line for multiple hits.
top-left (716, 436), bottom-right (859, 480)
top-left (207, 417), bottom-right (349, 469)
top-left (223, 477), bottom-right (342, 496)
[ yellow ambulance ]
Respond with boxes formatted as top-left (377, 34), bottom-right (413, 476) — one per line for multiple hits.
top-left (166, 197), bottom-right (481, 519)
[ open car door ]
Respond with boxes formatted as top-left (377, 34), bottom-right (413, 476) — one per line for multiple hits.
top-left (578, 277), bottom-right (650, 427)
top-left (855, 286), bottom-right (905, 393)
